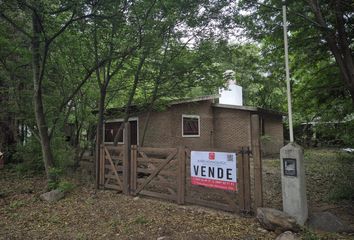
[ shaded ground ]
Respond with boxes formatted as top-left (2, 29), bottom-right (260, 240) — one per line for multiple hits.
top-left (0, 148), bottom-right (353, 239)
top-left (263, 148), bottom-right (354, 228)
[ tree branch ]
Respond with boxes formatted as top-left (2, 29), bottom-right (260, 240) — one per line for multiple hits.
top-left (0, 12), bottom-right (32, 38)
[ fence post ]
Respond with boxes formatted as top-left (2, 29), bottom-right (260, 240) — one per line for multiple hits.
top-left (243, 148), bottom-right (251, 212)
top-left (251, 114), bottom-right (263, 209)
top-left (130, 145), bottom-right (137, 195)
top-left (177, 146), bottom-right (186, 204)
top-left (123, 122), bottom-right (131, 195)
top-left (238, 149), bottom-right (245, 211)
top-left (99, 144), bottom-right (105, 187)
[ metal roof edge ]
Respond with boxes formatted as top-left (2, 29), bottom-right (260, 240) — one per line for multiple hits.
top-left (212, 103), bottom-right (285, 116)
top-left (170, 94), bottom-right (220, 105)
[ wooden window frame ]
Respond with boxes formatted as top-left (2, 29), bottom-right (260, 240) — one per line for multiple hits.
top-left (182, 114), bottom-right (200, 138)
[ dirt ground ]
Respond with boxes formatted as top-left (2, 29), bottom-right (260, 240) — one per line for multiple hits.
top-left (0, 148), bottom-right (353, 240)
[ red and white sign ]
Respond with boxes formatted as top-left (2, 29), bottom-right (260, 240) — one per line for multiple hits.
top-left (191, 151), bottom-right (237, 191)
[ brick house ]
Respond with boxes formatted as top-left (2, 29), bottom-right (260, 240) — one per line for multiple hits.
top-left (104, 83), bottom-right (284, 155)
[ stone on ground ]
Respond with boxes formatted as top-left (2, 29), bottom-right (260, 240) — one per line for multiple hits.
top-left (275, 231), bottom-right (299, 240)
top-left (157, 236), bottom-right (170, 240)
top-left (257, 208), bottom-right (300, 232)
top-left (40, 189), bottom-right (64, 202)
top-left (308, 212), bottom-right (353, 233)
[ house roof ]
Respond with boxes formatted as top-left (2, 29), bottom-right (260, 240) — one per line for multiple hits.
top-left (212, 103), bottom-right (285, 116)
top-left (99, 95), bottom-right (284, 117)
top-left (170, 94), bottom-right (220, 105)
top-left (171, 95), bottom-right (284, 116)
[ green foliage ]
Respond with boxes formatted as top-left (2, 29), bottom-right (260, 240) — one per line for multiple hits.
top-left (236, 0), bottom-right (354, 143)
top-left (301, 227), bottom-right (320, 240)
top-left (133, 215), bottom-right (148, 225)
top-left (260, 134), bottom-right (272, 142)
top-left (304, 149), bottom-right (354, 203)
top-left (51, 134), bottom-right (75, 170)
top-left (58, 180), bottom-right (75, 193)
top-left (48, 167), bottom-right (62, 190)
top-left (9, 200), bottom-right (25, 210)
top-left (327, 152), bottom-right (354, 201)
top-left (12, 138), bottom-right (44, 175)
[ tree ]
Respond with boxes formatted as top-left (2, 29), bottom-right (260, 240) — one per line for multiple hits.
top-left (237, 0), bottom-right (354, 104)
top-left (0, 1), bottom-right (100, 181)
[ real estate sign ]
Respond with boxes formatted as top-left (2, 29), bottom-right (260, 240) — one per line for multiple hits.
top-left (190, 151), bottom-right (237, 191)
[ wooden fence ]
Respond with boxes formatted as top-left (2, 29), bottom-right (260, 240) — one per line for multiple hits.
top-left (99, 143), bottom-right (260, 213)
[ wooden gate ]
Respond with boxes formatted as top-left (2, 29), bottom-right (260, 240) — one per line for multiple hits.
top-left (130, 146), bottom-right (182, 202)
top-left (99, 144), bottom-right (256, 213)
top-left (184, 147), bottom-right (251, 213)
top-left (99, 144), bottom-right (125, 191)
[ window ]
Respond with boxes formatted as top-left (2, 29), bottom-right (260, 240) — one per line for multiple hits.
top-left (182, 115), bottom-right (200, 137)
top-left (104, 121), bottom-right (124, 143)
top-left (103, 118), bottom-right (139, 145)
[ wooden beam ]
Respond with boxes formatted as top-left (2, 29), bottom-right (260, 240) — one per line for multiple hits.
top-left (123, 122), bottom-right (131, 195)
top-left (251, 114), bottom-right (263, 209)
top-left (238, 148), bottom-right (245, 211)
top-left (243, 150), bottom-right (251, 212)
top-left (130, 145), bottom-right (137, 195)
top-left (177, 146), bottom-right (186, 204)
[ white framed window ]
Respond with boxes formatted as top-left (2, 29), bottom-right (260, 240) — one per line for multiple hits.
top-left (182, 114), bottom-right (200, 137)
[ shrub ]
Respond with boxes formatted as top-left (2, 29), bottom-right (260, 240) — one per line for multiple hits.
top-left (58, 180), bottom-right (75, 193)
top-left (12, 137), bottom-right (44, 175)
top-left (48, 167), bottom-right (62, 190)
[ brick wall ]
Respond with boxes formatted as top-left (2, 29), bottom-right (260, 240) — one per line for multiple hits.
top-left (138, 108), bottom-right (174, 147)
top-left (139, 101), bottom-right (214, 149)
top-left (134, 100), bottom-right (283, 155)
top-left (261, 113), bottom-right (284, 155)
top-left (212, 108), bottom-right (251, 150)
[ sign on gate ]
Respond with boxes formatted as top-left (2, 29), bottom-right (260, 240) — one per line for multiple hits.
top-left (191, 151), bottom-right (237, 191)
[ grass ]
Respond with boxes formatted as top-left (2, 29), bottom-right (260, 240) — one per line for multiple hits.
top-left (304, 149), bottom-right (354, 202)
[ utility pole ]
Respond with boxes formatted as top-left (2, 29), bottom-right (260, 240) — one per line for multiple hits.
top-left (280, 1), bottom-right (308, 225)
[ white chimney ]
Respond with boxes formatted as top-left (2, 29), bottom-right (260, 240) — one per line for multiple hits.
top-left (219, 70), bottom-right (243, 106)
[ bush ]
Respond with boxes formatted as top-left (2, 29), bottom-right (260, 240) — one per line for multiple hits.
top-left (51, 135), bottom-right (75, 170)
top-left (11, 132), bottom-right (76, 176)
top-left (12, 138), bottom-right (44, 175)
top-left (58, 180), bottom-right (75, 193)
top-left (48, 167), bottom-right (62, 190)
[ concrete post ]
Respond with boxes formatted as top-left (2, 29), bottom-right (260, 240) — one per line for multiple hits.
top-left (280, 142), bottom-right (308, 225)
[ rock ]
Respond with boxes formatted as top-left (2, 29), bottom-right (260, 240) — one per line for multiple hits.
top-left (257, 227), bottom-right (268, 233)
top-left (40, 189), bottom-right (64, 202)
top-left (0, 191), bottom-right (6, 198)
top-left (257, 208), bottom-right (300, 232)
top-left (275, 231), bottom-right (298, 240)
top-left (308, 212), bottom-right (353, 233)
top-left (157, 236), bottom-right (170, 240)
top-left (133, 196), bottom-right (140, 201)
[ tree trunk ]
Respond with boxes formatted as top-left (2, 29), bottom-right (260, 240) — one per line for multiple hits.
top-left (95, 87), bottom-right (106, 189)
top-left (32, 10), bottom-right (54, 179)
top-left (307, 0), bottom-right (354, 104)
